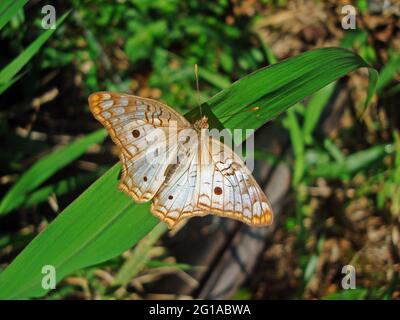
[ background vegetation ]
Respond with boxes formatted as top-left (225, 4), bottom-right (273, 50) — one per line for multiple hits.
top-left (0, 0), bottom-right (399, 299)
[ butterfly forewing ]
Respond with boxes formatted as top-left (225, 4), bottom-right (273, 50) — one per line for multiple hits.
top-left (89, 92), bottom-right (190, 202)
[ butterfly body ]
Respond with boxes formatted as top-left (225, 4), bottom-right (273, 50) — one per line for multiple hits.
top-left (89, 92), bottom-right (273, 228)
top-left (193, 116), bottom-right (210, 131)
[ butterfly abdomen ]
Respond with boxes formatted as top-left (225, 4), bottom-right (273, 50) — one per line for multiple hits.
top-left (163, 164), bottom-right (178, 185)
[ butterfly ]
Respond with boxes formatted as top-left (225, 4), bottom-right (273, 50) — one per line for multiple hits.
top-left (89, 92), bottom-right (273, 228)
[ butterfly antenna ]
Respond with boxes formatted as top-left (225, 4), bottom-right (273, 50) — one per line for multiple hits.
top-left (195, 64), bottom-right (202, 117)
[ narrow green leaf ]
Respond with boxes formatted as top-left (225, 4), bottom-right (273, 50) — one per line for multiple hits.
top-left (365, 67), bottom-right (379, 107)
top-left (145, 260), bottom-right (193, 271)
top-left (0, 129), bottom-right (107, 215)
top-left (309, 144), bottom-right (392, 179)
top-left (0, 73), bottom-right (24, 95)
top-left (207, 47), bottom-right (378, 132)
top-left (284, 108), bottom-right (304, 186)
top-left (23, 170), bottom-right (105, 209)
top-left (324, 139), bottom-right (345, 163)
top-left (0, 164), bottom-right (158, 299)
top-left (303, 82), bottom-right (336, 145)
top-left (377, 53), bottom-right (400, 93)
top-left (198, 66), bottom-right (231, 90)
top-left (0, 11), bottom-right (69, 93)
top-left (323, 288), bottom-right (368, 300)
top-left (344, 144), bottom-right (392, 173)
top-left (113, 222), bottom-right (168, 286)
top-left (0, 0), bottom-right (28, 30)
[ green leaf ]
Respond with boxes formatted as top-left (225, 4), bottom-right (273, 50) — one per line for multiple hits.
top-left (377, 53), bottom-right (400, 93)
top-left (145, 260), bottom-right (193, 271)
top-left (284, 107), bottom-right (304, 186)
top-left (23, 170), bottom-right (106, 209)
top-left (207, 47), bottom-right (378, 132)
top-left (0, 164), bottom-right (158, 299)
top-left (0, 47), bottom-right (378, 299)
top-left (0, 0), bottom-right (28, 30)
top-left (0, 11), bottom-right (70, 95)
top-left (323, 138), bottom-right (345, 163)
top-left (113, 222), bottom-right (168, 286)
top-left (303, 82), bottom-right (336, 145)
top-left (0, 129), bottom-right (107, 215)
top-left (323, 288), bottom-right (368, 300)
top-left (198, 66), bottom-right (231, 90)
top-left (0, 72), bottom-right (24, 95)
top-left (309, 144), bottom-right (392, 179)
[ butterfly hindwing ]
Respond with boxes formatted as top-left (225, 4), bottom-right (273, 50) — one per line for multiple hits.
top-left (151, 133), bottom-right (273, 228)
top-left (197, 136), bottom-right (273, 226)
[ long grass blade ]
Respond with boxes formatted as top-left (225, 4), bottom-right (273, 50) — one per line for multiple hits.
top-left (0, 129), bottom-right (107, 215)
top-left (0, 11), bottom-right (69, 95)
top-left (0, 0), bottom-right (28, 30)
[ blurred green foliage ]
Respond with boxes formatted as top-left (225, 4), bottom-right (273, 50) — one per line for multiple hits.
top-left (45, 0), bottom-right (266, 109)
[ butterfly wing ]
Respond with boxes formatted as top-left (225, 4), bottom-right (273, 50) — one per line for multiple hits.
top-left (197, 135), bottom-right (273, 226)
top-left (89, 92), bottom-right (191, 202)
top-left (150, 130), bottom-right (203, 227)
top-left (151, 132), bottom-right (273, 228)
